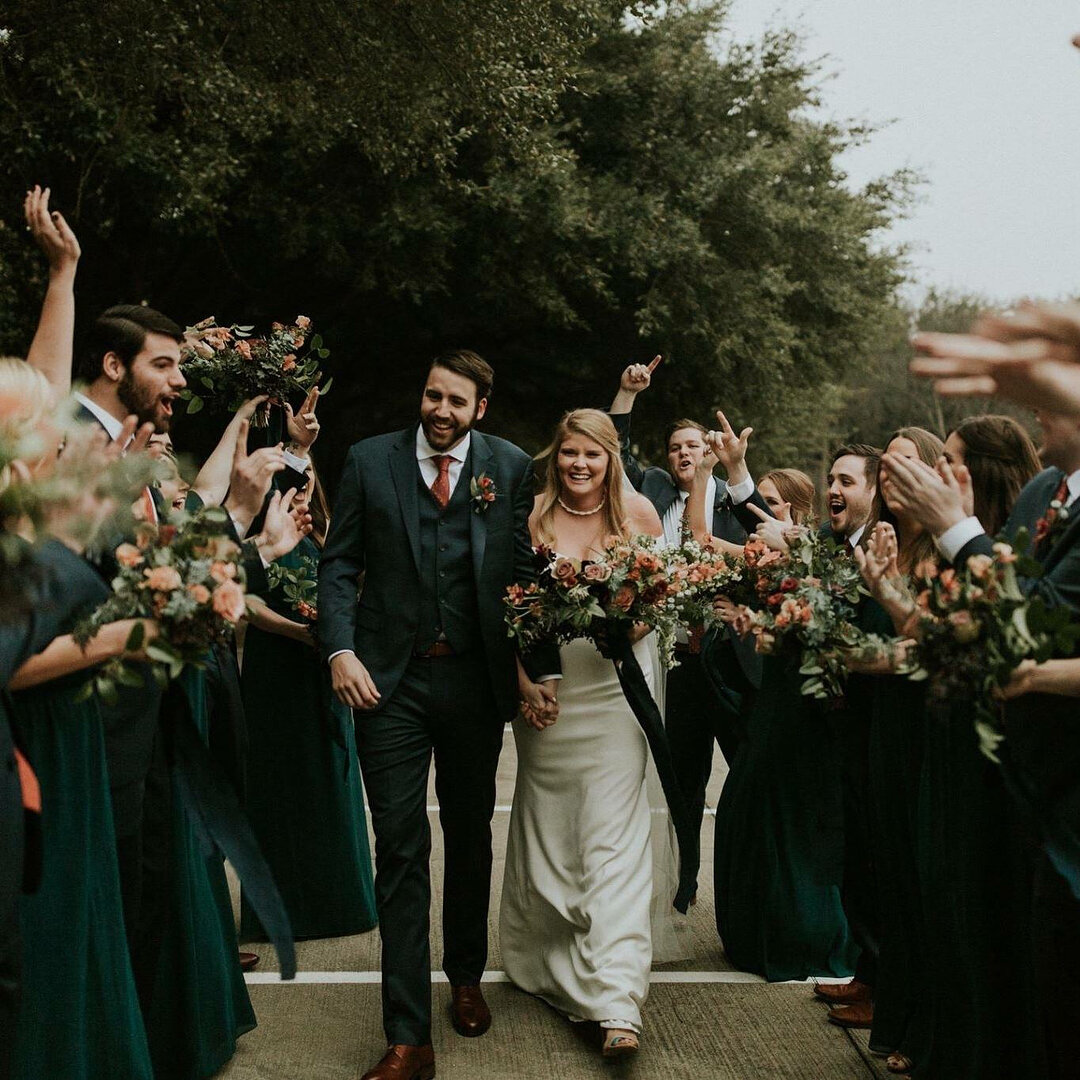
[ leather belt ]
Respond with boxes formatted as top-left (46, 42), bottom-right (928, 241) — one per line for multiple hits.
top-left (413, 641), bottom-right (456, 658)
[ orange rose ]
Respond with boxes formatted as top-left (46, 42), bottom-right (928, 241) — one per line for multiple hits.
top-left (282, 354), bottom-right (297, 372)
top-left (210, 560), bottom-right (237, 583)
top-left (211, 580), bottom-right (246, 623)
top-left (116, 543), bottom-right (144, 568)
top-left (188, 583), bottom-right (211, 604)
top-left (613, 584), bottom-right (636, 612)
top-left (144, 566), bottom-right (183, 591)
top-left (295, 315), bottom-right (311, 329)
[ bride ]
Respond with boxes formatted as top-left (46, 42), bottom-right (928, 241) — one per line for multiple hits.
top-left (500, 408), bottom-right (664, 1059)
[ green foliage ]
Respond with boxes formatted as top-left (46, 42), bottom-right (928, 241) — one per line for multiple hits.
top-left (1, 0), bottom-right (915, 482)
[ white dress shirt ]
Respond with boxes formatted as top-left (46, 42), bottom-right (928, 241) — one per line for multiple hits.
top-left (936, 469), bottom-right (1080, 562)
top-left (662, 478), bottom-right (716, 549)
top-left (416, 426), bottom-right (470, 497)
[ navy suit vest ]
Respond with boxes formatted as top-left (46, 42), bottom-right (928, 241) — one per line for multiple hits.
top-left (415, 462), bottom-right (481, 652)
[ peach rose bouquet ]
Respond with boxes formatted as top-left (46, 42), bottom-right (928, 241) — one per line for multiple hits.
top-left (74, 506), bottom-right (247, 703)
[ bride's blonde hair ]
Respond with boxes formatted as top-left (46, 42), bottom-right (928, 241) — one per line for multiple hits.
top-left (534, 409), bottom-right (630, 547)
top-left (0, 357), bottom-right (53, 492)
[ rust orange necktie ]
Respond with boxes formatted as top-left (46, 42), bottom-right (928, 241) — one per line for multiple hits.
top-left (431, 455), bottom-right (453, 508)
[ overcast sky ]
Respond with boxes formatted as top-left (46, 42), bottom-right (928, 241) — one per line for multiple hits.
top-left (720, 0), bottom-right (1080, 304)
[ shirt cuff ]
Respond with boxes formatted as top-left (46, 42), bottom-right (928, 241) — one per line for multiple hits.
top-left (328, 649), bottom-right (355, 664)
top-left (726, 475), bottom-right (755, 505)
top-left (536, 674), bottom-right (563, 682)
top-left (935, 516), bottom-right (985, 562)
top-left (282, 448), bottom-right (310, 474)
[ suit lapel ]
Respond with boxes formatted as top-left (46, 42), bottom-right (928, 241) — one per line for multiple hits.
top-left (389, 429), bottom-right (422, 574)
top-left (469, 432), bottom-right (494, 582)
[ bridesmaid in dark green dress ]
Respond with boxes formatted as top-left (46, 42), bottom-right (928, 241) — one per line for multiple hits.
top-left (714, 647), bottom-right (858, 980)
top-left (240, 482), bottom-right (377, 941)
top-left (845, 427), bottom-right (943, 1071)
top-left (713, 469), bottom-right (857, 981)
top-left (144, 666), bottom-right (256, 1080)
top-left (9, 611), bottom-right (154, 1080)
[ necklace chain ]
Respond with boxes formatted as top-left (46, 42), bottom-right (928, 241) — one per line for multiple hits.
top-left (557, 495), bottom-right (605, 517)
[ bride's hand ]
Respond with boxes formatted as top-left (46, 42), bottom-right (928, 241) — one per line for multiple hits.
top-left (518, 676), bottom-right (558, 730)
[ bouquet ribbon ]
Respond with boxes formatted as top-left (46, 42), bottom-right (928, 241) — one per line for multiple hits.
top-left (608, 639), bottom-right (700, 913)
top-left (162, 683), bottom-right (297, 979)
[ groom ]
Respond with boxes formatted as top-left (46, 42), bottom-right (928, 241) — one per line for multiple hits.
top-left (319, 350), bottom-right (559, 1080)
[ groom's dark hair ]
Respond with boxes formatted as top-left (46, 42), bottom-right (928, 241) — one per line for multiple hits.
top-left (430, 349), bottom-right (494, 402)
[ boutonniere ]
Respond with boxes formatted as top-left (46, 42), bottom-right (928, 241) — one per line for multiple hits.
top-left (1035, 490), bottom-right (1070, 547)
top-left (470, 473), bottom-right (497, 514)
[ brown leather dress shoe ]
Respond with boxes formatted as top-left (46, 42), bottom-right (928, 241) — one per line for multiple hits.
top-left (813, 978), bottom-right (871, 1005)
top-left (360, 1044), bottom-right (435, 1080)
top-left (450, 985), bottom-right (492, 1037)
top-left (238, 951), bottom-right (259, 972)
top-left (827, 1001), bottom-right (875, 1029)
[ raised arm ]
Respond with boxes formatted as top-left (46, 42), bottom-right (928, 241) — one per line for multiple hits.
top-left (190, 397), bottom-right (268, 507)
top-left (610, 358), bottom-right (660, 491)
top-left (23, 185), bottom-right (81, 398)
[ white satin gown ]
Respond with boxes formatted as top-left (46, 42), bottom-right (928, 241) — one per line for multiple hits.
top-left (499, 636), bottom-right (657, 1033)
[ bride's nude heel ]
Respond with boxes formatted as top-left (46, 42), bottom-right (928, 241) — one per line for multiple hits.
top-left (601, 1029), bottom-right (640, 1059)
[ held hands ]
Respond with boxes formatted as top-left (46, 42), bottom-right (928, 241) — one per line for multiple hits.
top-left (519, 677), bottom-right (559, 731)
top-left (284, 386), bottom-right (321, 454)
top-left (24, 185), bottom-right (80, 279)
top-left (330, 652), bottom-right (381, 710)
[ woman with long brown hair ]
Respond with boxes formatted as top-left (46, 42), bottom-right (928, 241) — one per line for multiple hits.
top-left (836, 426), bottom-right (944, 1072)
top-left (500, 409), bottom-right (664, 1060)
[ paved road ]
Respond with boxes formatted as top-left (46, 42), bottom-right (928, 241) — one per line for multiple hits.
top-left (222, 726), bottom-right (886, 1079)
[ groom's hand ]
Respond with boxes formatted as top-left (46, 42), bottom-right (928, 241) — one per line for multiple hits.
top-left (331, 652), bottom-right (381, 710)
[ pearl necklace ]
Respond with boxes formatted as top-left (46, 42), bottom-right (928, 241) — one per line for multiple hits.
top-left (558, 495), bottom-right (605, 517)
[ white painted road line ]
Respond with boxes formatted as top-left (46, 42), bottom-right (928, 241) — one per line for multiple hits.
top-left (245, 971), bottom-right (849, 986)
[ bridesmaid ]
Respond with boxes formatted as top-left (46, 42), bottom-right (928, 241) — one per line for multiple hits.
top-left (240, 464), bottom-right (378, 940)
top-left (1, 358), bottom-right (154, 1080)
top-left (143, 665), bottom-right (257, 1080)
top-left (706, 467), bottom-right (859, 980)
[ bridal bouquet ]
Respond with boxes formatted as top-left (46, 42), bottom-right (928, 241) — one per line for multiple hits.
top-left (179, 316), bottom-right (331, 424)
top-left (73, 506), bottom-right (247, 704)
top-left (909, 543), bottom-right (1079, 759)
top-left (665, 537), bottom-right (747, 627)
top-left (504, 536), bottom-right (683, 666)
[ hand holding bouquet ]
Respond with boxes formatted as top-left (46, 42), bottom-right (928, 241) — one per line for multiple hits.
top-left (180, 316), bottom-right (331, 425)
top-left (74, 506), bottom-right (247, 703)
top-left (505, 535), bottom-right (682, 666)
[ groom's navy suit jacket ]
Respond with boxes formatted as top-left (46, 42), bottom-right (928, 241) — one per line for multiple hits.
top-left (954, 467), bottom-right (1080, 851)
top-left (319, 425), bottom-right (556, 721)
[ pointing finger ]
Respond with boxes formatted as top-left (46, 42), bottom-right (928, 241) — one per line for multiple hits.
top-left (647, 354), bottom-right (662, 374)
top-left (715, 409), bottom-right (736, 438)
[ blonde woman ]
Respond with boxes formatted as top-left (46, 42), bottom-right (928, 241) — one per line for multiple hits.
top-left (499, 409), bottom-right (663, 1059)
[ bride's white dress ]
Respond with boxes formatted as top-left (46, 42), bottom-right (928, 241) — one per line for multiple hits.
top-left (499, 636), bottom-right (657, 1032)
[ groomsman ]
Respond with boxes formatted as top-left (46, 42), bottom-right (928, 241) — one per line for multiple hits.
top-left (319, 350), bottom-right (559, 1080)
top-left (883, 410), bottom-right (1080, 1080)
top-left (810, 445), bottom-right (882, 1027)
top-left (609, 361), bottom-right (770, 899)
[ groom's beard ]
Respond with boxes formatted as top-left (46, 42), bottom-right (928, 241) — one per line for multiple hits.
top-left (421, 409), bottom-right (478, 451)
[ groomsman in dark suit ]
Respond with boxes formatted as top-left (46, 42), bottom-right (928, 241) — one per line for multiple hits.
top-left (319, 350), bottom-right (559, 1080)
top-left (883, 410), bottom-right (1080, 1080)
top-left (609, 361), bottom-right (771, 899)
top-left (810, 445), bottom-right (882, 1022)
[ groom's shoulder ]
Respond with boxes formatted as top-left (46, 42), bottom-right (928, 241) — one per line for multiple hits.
top-left (479, 431), bottom-right (532, 468)
top-left (345, 427), bottom-right (411, 463)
